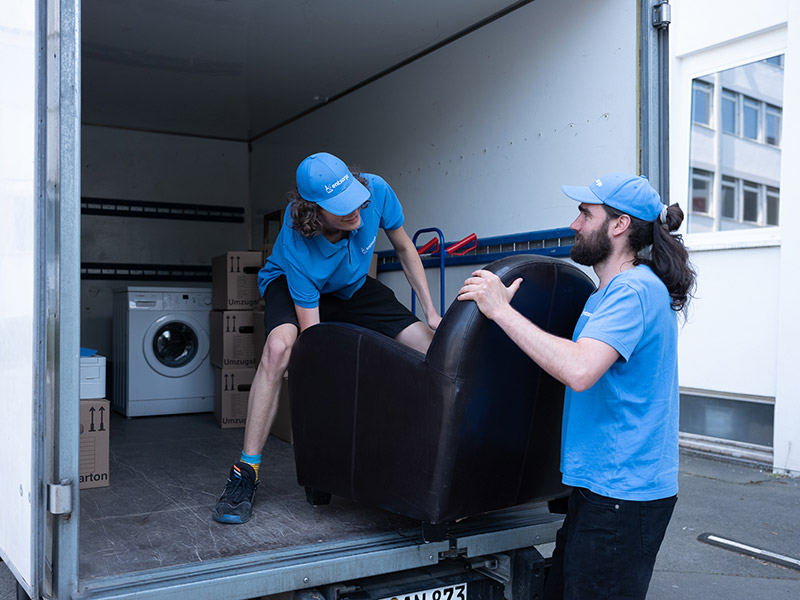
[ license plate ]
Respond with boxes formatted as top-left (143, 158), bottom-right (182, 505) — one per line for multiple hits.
top-left (380, 583), bottom-right (468, 600)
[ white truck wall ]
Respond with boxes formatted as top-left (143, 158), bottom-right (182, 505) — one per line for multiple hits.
top-left (0, 1), bottom-right (36, 588)
top-left (250, 0), bottom-right (638, 310)
top-left (80, 126), bottom-right (250, 355)
top-left (671, 0), bottom-right (800, 473)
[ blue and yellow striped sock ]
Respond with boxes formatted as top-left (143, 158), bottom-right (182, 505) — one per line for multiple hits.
top-left (240, 452), bottom-right (262, 480)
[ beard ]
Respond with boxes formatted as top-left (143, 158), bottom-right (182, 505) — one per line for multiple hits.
top-left (570, 225), bottom-right (612, 266)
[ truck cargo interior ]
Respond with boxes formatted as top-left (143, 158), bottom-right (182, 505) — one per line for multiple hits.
top-left (74, 0), bottom-right (653, 596)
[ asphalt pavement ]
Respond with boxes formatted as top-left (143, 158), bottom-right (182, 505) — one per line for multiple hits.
top-left (2, 450), bottom-right (798, 599)
top-left (648, 451), bottom-right (800, 599)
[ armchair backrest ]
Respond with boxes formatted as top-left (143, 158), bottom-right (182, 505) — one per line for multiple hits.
top-left (422, 255), bottom-right (596, 516)
top-left (426, 254), bottom-right (595, 377)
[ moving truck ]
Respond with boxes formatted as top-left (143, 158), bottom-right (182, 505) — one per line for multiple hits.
top-left (0, 0), bottom-right (670, 598)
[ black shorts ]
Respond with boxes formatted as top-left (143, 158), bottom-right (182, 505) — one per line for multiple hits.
top-left (262, 275), bottom-right (420, 339)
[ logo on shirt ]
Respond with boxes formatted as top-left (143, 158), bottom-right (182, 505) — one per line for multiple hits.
top-left (325, 174), bottom-right (349, 194)
top-left (594, 179), bottom-right (603, 187)
top-left (581, 310), bottom-right (593, 318)
top-left (361, 236), bottom-right (376, 254)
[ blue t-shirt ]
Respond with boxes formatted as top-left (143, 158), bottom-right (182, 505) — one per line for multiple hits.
top-left (258, 173), bottom-right (404, 308)
top-left (561, 265), bottom-right (679, 501)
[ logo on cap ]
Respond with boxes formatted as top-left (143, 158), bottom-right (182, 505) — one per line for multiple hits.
top-left (325, 174), bottom-right (349, 195)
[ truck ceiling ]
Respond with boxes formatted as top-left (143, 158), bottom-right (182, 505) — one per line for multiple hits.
top-left (81, 0), bottom-right (527, 141)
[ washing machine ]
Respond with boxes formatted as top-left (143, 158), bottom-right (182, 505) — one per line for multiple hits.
top-left (112, 286), bottom-right (214, 416)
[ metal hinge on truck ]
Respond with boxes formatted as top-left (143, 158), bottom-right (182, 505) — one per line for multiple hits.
top-left (653, 1), bottom-right (671, 30)
top-left (47, 480), bottom-right (73, 516)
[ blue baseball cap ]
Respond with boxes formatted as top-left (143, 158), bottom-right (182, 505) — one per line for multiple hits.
top-left (561, 173), bottom-right (664, 222)
top-left (296, 152), bottom-right (371, 216)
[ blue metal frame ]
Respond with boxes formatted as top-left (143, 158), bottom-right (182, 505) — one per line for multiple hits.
top-left (379, 227), bottom-right (575, 273)
top-left (410, 228), bottom-right (447, 316)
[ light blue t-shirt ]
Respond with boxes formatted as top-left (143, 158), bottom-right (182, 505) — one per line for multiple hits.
top-left (561, 265), bottom-right (679, 501)
top-left (257, 173), bottom-right (404, 308)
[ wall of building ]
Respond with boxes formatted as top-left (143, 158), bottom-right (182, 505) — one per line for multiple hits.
top-left (671, 0), bottom-right (799, 473)
top-left (80, 126), bottom-right (250, 356)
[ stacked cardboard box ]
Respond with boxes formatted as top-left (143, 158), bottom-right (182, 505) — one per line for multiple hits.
top-left (211, 251), bottom-right (262, 428)
top-left (209, 218), bottom-right (377, 440)
top-left (79, 354), bottom-right (110, 489)
top-left (211, 251), bottom-right (263, 311)
top-left (252, 308), bottom-right (293, 443)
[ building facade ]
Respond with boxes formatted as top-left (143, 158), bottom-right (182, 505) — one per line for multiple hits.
top-left (671, 0), bottom-right (799, 474)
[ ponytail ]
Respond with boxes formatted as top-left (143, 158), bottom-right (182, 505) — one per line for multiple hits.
top-left (604, 203), bottom-right (697, 314)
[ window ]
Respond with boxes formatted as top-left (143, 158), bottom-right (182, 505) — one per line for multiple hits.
top-left (721, 89), bottom-right (737, 134)
top-left (742, 182), bottom-right (759, 222)
top-left (721, 177), bottom-right (736, 219)
top-left (765, 105), bottom-right (781, 146)
top-left (743, 97), bottom-right (760, 140)
top-left (691, 169), bottom-right (712, 215)
top-left (767, 187), bottom-right (780, 226)
top-left (692, 81), bottom-right (712, 126)
top-left (687, 55), bottom-right (784, 233)
top-left (765, 55), bottom-right (784, 68)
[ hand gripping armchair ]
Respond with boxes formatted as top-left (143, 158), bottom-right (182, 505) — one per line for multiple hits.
top-left (287, 254), bottom-right (595, 531)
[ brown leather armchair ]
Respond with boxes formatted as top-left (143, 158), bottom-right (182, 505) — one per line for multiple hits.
top-left (288, 255), bottom-right (595, 529)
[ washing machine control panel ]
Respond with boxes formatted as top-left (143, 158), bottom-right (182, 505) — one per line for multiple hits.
top-left (129, 292), bottom-right (163, 310)
top-left (163, 292), bottom-right (213, 310)
top-left (127, 288), bottom-right (212, 311)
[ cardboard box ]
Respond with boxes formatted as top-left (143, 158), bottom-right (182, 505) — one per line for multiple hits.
top-left (253, 309), bottom-right (265, 366)
top-left (368, 253), bottom-right (378, 279)
top-left (212, 251), bottom-right (263, 311)
top-left (80, 355), bottom-right (107, 399)
top-left (212, 366), bottom-right (292, 443)
top-left (214, 367), bottom-right (255, 428)
top-left (271, 374), bottom-right (293, 444)
top-left (263, 209), bottom-right (285, 244)
top-left (80, 399), bottom-right (110, 489)
top-left (210, 310), bottom-right (256, 369)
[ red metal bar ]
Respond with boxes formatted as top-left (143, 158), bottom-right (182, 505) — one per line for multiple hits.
top-left (417, 237), bottom-right (439, 255)
top-left (446, 233), bottom-right (477, 256)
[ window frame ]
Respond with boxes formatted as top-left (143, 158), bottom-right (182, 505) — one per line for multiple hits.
top-left (677, 31), bottom-right (786, 249)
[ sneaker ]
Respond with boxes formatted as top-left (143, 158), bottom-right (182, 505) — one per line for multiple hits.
top-left (212, 462), bottom-right (259, 524)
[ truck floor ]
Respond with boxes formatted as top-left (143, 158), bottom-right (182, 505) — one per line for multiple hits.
top-left (79, 411), bottom-right (421, 580)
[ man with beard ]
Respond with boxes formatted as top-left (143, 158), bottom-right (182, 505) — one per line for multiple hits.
top-left (457, 173), bottom-right (695, 600)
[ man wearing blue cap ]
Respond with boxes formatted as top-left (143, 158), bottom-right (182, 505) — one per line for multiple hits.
top-left (213, 152), bottom-right (441, 524)
top-left (458, 173), bottom-right (696, 599)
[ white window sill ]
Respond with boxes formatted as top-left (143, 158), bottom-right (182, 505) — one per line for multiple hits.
top-left (684, 227), bottom-right (781, 252)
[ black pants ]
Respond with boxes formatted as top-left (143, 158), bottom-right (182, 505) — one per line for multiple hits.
top-left (544, 487), bottom-right (677, 600)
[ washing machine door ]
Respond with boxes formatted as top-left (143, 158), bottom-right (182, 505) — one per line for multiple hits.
top-left (143, 314), bottom-right (210, 377)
